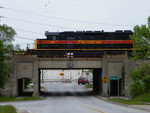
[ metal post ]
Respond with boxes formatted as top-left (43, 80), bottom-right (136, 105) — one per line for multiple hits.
top-left (41, 70), bottom-right (43, 82)
top-left (109, 80), bottom-right (110, 97)
top-left (81, 69), bottom-right (83, 77)
top-left (118, 79), bottom-right (119, 96)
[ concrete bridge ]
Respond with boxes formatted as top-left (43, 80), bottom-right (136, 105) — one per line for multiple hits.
top-left (0, 55), bottom-right (131, 97)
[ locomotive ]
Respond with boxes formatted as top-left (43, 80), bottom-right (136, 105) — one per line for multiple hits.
top-left (27, 30), bottom-right (133, 57)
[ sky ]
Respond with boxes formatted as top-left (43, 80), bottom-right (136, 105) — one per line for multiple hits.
top-left (0, 0), bottom-right (150, 49)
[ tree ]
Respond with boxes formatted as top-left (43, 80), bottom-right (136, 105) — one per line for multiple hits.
top-left (130, 16), bottom-right (150, 60)
top-left (130, 63), bottom-right (150, 97)
top-left (0, 24), bottom-right (16, 44)
top-left (0, 40), bottom-right (8, 88)
top-left (0, 24), bottom-right (19, 89)
top-left (130, 17), bottom-right (150, 97)
top-left (0, 24), bottom-right (16, 58)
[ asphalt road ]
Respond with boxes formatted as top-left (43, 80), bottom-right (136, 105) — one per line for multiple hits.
top-left (0, 82), bottom-right (149, 113)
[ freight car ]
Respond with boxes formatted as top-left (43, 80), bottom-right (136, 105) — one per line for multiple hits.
top-left (27, 30), bottom-right (133, 58)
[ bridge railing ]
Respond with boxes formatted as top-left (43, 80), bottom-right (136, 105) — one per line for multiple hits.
top-left (12, 51), bottom-right (27, 55)
top-left (43, 79), bottom-right (74, 83)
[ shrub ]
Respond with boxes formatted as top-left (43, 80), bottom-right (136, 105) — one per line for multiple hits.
top-left (130, 62), bottom-right (150, 97)
top-left (130, 81), bottom-right (145, 97)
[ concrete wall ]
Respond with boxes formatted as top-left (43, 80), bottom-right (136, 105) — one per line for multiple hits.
top-left (0, 55), bottom-right (136, 97)
top-left (38, 58), bottom-right (102, 69)
top-left (16, 62), bottom-right (33, 79)
top-left (0, 55), bottom-right (39, 97)
top-left (101, 55), bottom-right (130, 97)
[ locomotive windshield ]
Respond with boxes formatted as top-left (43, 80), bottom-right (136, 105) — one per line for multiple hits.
top-left (67, 37), bottom-right (75, 40)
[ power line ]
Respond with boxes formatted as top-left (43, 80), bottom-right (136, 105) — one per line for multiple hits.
top-left (5, 16), bottom-right (81, 30)
top-left (4, 16), bottom-right (134, 30)
top-left (4, 7), bottom-right (102, 24)
top-left (3, 7), bottom-right (97, 24)
top-left (15, 28), bottom-right (43, 35)
top-left (50, 1), bottom-right (150, 12)
top-left (15, 36), bottom-right (34, 41)
top-left (2, 7), bottom-right (135, 27)
top-left (13, 43), bottom-right (33, 45)
top-left (4, 7), bottom-right (103, 24)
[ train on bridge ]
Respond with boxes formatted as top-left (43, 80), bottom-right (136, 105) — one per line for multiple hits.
top-left (26, 30), bottom-right (133, 57)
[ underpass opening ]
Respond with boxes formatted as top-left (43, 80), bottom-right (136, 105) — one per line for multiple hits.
top-left (18, 78), bottom-right (33, 96)
top-left (37, 68), bottom-right (102, 96)
top-left (93, 69), bottom-right (102, 95)
top-left (110, 79), bottom-right (122, 96)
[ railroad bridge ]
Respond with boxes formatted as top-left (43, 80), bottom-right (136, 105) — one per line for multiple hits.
top-left (0, 55), bottom-right (130, 97)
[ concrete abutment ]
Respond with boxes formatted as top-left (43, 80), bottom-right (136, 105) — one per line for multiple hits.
top-left (0, 55), bottom-right (132, 97)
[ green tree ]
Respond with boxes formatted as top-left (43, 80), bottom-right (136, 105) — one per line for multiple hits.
top-left (0, 24), bottom-right (20, 89)
top-left (0, 24), bottom-right (16, 58)
top-left (130, 16), bottom-right (150, 97)
top-left (0, 41), bottom-right (8, 88)
top-left (0, 24), bottom-right (16, 43)
top-left (130, 63), bottom-right (150, 97)
top-left (130, 16), bottom-right (150, 60)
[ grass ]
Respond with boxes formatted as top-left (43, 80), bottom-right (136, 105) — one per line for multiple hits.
top-left (0, 105), bottom-right (17, 113)
top-left (132, 93), bottom-right (150, 102)
top-left (108, 93), bottom-right (150, 105)
top-left (0, 96), bottom-right (40, 102)
top-left (41, 86), bottom-right (45, 89)
top-left (86, 84), bottom-right (93, 88)
top-left (108, 98), bottom-right (145, 105)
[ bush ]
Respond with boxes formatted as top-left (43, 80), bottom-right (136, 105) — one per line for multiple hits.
top-left (130, 62), bottom-right (150, 97)
top-left (143, 76), bottom-right (150, 93)
top-left (0, 41), bottom-right (8, 89)
top-left (130, 81), bottom-right (145, 97)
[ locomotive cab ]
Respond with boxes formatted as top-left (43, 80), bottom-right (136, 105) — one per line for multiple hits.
top-left (45, 31), bottom-right (60, 40)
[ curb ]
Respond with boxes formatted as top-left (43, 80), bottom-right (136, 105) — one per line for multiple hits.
top-left (130, 105), bottom-right (150, 112)
top-left (95, 96), bottom-right (130, 107)
top-left (95, 96), bottom-right (150, 112)
top-left (16, 108), bottom-right (30, 113)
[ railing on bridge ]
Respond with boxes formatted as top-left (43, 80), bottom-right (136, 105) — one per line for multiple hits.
top-left (42, 79), bottom-right (74, 83)
top-left (12, 50), bottom-right (129, 58)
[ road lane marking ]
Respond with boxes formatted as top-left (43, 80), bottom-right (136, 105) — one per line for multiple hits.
top-left (71, 97), bottom-right (106, 113)
top-left (85, 106), bottom-right (106, 113)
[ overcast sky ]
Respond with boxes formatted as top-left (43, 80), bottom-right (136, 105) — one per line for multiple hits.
top-left (0, 0), bottom-right (150, 49)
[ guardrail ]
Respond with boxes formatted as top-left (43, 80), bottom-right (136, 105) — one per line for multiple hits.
top-left (42, 79), bottom-right (75, 83)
